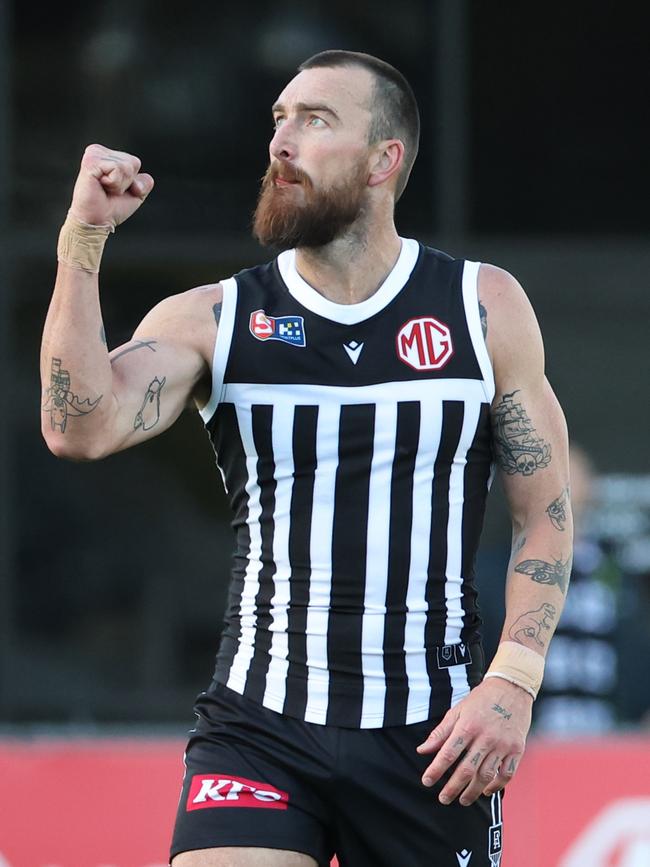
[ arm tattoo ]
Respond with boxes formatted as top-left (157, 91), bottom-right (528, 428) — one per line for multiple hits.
top-left (546, 487), bottom-right (569, 531)
top-left (213, 301), bottom-right (222, 327)
top-left (512, 534), bottom-right (527, 555)
top-left (111, 339), bottom-right (158, 363)
top-left (491, 703), bottom-right (512, 721)
top-left (133, 376), bottom-right (166, 431)
top-left (479, 299), bottom-right (488, 338)
top-left (515, 556), bottom-right (571, 594)
top-left (41, 358), bottom-right (102, 432)
top-left (508, 603), bottom-right (557, 646)
top-left (100, 325), bottom-right (107, 346)
top-left (491, 390), bottom-right (551, 475)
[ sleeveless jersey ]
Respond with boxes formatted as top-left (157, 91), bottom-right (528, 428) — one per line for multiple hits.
top-left (199, 238), bottom-right (495, 728)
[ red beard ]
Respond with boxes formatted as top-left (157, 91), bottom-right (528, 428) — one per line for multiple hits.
top-left (252, 160), bottom-right (368, 250)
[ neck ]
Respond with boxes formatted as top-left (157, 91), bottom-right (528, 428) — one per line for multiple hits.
top-left (294, 219), bottom-right (402, 305)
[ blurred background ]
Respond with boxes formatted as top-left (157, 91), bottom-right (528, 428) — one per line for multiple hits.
top-left (2, 1), bottom-right (649, 863)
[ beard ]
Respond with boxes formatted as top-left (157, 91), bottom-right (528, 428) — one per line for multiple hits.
top-left (252, 159), bottom-right (368, 250)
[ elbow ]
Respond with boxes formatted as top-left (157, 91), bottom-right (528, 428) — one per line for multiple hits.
top-left (42, 428), bottom-right (109, 462)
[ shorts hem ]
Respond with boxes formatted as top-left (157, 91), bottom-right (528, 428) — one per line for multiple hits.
top-left (170, 836), bottom-right (329, 867)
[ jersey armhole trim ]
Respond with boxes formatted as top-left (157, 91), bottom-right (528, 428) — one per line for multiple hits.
top-left (199, 276), bottom-right (238, 424)
top-left (461, 260), bottom-right (495, 404)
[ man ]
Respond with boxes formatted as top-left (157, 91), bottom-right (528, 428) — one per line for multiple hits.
top-left (41, 51), bottom-right (572, 867)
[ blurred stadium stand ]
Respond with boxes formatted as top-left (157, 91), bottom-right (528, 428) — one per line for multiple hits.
top-left (1, 0), bottom-right (649, 729)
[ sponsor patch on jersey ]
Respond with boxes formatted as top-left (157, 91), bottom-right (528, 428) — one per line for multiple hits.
top-left (396, 316), bottom-right (453, 371)
top-left (437, 642), bottom-right (473, 669)
top-left (187, 774), bottom-right (289, 811)
top-left (250, 309), bottom-right (306, 347)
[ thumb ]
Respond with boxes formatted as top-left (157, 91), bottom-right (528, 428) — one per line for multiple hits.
top-left (129, 173), bottom-right (155, 200)
top-left (416, 708), bottom-right (459, 754)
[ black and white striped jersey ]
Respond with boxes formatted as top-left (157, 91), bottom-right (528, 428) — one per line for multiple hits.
top-left (199, 238), bottom-right (495, 728)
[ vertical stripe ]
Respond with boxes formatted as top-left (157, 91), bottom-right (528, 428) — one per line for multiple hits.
top-left (242, 405), bottom-right (277, 703)
top-left (226, 405), bottom-right (264, 693)
top-left (283, 406), bottom-right (319, 719)
top-left (327, 404), bottom-right (375, 726)
top-left (425, 402), bottom-right (465, 717)
top-left (383, 401), bottom-right (420, 726)
top-left (404, 398), bottom-right (443, 723)
top-left (304, 403), bottom-right (340, 724)
top-left (261, 402), bottom-right (296, 711)
top-left (460, 404), bottom-right (492, 642)
top-left (359, 401), bottom-right (397, 726)
top-left (210, 403), bottom-right (250, 684)
top-left (444, 400), bottom-right (482, 707)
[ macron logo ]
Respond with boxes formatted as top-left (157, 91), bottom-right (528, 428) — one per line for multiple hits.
top-left (187, 774), bottom-right (288, 811)
top-left (343, 341), bottom-right (364, 364)
top-left (456, 851), bottom-right (473, 867)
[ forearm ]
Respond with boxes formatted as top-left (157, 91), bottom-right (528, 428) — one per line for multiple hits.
top-left (40, 260), bottom-right (115, 458)
top-left (500, 507), bottom-right (573, 658)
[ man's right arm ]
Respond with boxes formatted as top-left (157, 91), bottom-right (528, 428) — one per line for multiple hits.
top-left (40, 144), bottom-right (215, 461)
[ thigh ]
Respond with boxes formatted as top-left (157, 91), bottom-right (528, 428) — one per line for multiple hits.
top-left (333, 721), bottom-right (504, 867)
top-left (170, 685), bottom-right (333, 867)
top-left (172, 846), bottom-right (317, 866)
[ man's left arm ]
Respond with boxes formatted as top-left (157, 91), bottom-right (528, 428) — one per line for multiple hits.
top-left (417, 263), bottom-right (573, 806)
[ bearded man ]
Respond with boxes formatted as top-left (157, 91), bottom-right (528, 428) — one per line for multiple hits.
top-left (41, 50), bottom-right (572, 867)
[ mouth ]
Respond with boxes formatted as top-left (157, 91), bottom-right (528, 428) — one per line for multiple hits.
top-left (274, 177), bottom-right (301, 187)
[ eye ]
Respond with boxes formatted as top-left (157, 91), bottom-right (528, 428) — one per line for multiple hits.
top-left (273, 115), bottom-right (285, 130)
top-left (307, 115), bottom-right (327, 128)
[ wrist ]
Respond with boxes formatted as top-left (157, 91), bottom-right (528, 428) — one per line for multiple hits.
top-left (484, 641), bottom-right (545, 700)
top-left (57, 211), bottom-right (115, 273)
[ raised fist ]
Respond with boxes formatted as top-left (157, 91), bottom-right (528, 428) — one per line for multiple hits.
top-left (69, 144), bottom-right (155, 227)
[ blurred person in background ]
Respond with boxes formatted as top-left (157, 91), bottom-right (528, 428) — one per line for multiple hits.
top-left (40, 51), bottom-right (572, 867)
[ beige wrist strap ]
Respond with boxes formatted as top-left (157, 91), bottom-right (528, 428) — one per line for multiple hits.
top-left (484, 641), bottom-right (545, 699)
top-left (57, 212), bottom-right (115, 273)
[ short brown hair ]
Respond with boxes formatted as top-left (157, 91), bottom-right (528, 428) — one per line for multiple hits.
top-left (298, 50), bottom-right (420, 200)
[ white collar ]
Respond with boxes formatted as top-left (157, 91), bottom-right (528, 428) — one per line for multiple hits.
top-left (276, 237), bottom-right (420, 325)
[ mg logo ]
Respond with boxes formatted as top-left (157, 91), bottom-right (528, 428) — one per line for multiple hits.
top-left (396, 317), bottom-right (453, 371)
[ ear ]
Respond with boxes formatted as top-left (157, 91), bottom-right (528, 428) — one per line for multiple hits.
top-left (367, 140), bottom-right (405, 189)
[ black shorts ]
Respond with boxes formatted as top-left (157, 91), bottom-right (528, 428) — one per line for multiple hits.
top-left (170, 683), bottom-right (504, 867)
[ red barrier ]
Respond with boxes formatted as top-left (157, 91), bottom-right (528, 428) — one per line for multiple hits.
top-left (0, 737), bottom-right (648, 866)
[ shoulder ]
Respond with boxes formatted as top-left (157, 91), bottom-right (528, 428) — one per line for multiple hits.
top-left (476, 263), bottom-right (544, 384)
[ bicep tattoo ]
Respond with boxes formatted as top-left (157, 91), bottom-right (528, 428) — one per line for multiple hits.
top-left (491, 389), bottom-right (551, 475)
top-left (479, 299), bottom-right (488, 339)
top-left (111, 339), bottom-right (158, 363)
top-left (42, 358), bottom-right (102, 433)
top-left (546, 487), bottom-right (570, 531)
top-left (133, 376), bottom-right (166, 431)
top-left (514, 556), bottom-right (571, 594)
top-left (213, 301), bottom-right (223, 327)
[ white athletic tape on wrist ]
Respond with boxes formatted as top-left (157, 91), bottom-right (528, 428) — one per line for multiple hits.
top-left (484, 641), bottom-right (545, 699)
top-left (57, 212), bottom-right (114, 273)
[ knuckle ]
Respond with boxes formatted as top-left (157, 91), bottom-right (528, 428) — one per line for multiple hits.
top-left (478, 770), bottom-right (494, 784)
top-left (441, 749), bottom-right (458, 764)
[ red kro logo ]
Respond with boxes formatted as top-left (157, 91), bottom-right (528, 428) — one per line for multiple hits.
top-left (186, 774), bottom-right (289, 811)
top-left (396, 316), bottom-right (453, 371)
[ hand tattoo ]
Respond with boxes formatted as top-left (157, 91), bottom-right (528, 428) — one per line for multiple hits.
top-left (491, 703), bottom-right (512, 721)
top-left (515, 557), bottom-right (571, 594)
top-left (491, 390), bottom-right (551, 475)
top-left (546, 487), bottom-right (569, 531)
top-left (42, 358), bottom-right (102, 432)
top-left (509, 603), bottom-right (557, 646)
top-left (133, 376), bottom-right (166, 431)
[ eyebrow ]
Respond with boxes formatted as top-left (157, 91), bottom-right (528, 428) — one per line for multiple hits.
top-left (271, 101), bottom-right (341, 122)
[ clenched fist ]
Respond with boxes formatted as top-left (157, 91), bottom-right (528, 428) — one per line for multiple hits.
top-left (70, 144), bottom-right (155, 228)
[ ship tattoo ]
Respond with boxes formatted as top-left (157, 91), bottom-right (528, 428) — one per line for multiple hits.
top-left (492, 390), bottom-right (551, 475)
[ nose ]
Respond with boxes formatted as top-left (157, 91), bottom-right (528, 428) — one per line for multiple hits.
top-left (269, 121), bottom-right (296, 163)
